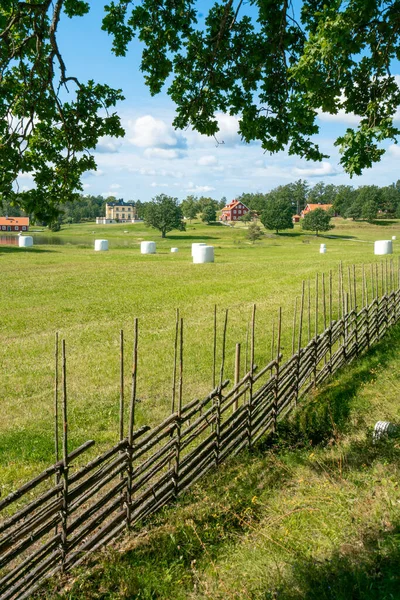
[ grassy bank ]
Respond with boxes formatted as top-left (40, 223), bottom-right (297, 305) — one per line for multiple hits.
top-left (39, 323), bottom-right (400, 600)
top-left (1, 218), bottom-right (400, 492)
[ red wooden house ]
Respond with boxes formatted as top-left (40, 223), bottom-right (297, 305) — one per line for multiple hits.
top-left (220, 199), bottom-right (250, 222)
top-left (0, 216), bottom-right (30, 232)
top-left (300, 204), bottom-right (333, 218)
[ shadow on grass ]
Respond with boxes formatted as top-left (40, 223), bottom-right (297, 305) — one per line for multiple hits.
top-left (370, 219), bottom-right (398, 227)
top-left (270, 522), bottom-right (400, 600)
top-left (165, 234), bottom-right (219, 240)
top-left (0, 247), bottom-right (54, 254)
top-left (270, 325), bottom-right (400, 449)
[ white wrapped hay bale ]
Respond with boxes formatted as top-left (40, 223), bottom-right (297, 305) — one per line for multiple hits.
top-left (191, 242), bottom-right (207, 257)
top-left (392, 236), bottom-right (396, 241)
top-left (94, 239), bottom-right (108, 251)
top-left (171, 248), bottom-right (179, 253)
top-left (374, 240), bottom-right (392, 255)
top-left (141, 241), bottom-right (156, 254)
top-left (320, 244), bottom-right (327, 254)
top-left (193, 245), bottom-right (214, 263)
top-left (18, 236), bottom-right (33, 248)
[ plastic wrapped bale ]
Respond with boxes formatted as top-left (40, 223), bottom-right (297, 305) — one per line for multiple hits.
top-left (94, 239), bottom-right (109, 251)
top-left (373, 421), bottom-right (399, 443)
top-left (320, 244), bottom-right (327, 254)
top-left (18, 236), bottom-right (33, 248)
top-left (392, 236), bottom-right (397, 241)
top-left (191, 242), bottom-right (207, 256)
top-left (193, 245), bottom-right (214, 263)
top-left (374, 240), bottom-right (393, 255)
top-left (141, 241), bottom-right (156, 254)
top-left (171, 248), bottom-right (179, 253)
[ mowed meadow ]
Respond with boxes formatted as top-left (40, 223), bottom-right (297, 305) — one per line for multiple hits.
top-left (1, 218), bottom-right (399, 493)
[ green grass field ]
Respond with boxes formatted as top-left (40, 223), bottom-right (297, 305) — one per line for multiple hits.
top-left (1, 218), bottom-right (400, 493)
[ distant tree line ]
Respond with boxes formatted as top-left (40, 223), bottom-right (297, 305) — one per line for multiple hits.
top-left (3, 181), bottom-right (400, 229)
top-left (236, 180), bottom-right (400, 223)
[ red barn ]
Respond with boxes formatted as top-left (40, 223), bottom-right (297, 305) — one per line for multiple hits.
top-left (0, 217), bottom-right (30, 232)
top-left (220, 199), bottom-right (250, 222)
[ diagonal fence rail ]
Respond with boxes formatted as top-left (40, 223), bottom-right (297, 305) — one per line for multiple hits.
top-left (1, 264), bottom-right (400, 599)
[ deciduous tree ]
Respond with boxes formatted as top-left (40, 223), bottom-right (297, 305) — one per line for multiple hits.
top-left (260, 199), bottom-right (293, 234)
top-left (144, 194), bottom-right (185, 238)
top-left (301, 209), bottom-right (334, 236)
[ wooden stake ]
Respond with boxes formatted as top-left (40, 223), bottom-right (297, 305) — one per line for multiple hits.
top-left (307, 279), bottom-right (311, 342)
top-left (179, 318), bottom-right (184, 414)
top-left (353, 264), bottom-right (357, 311)
top-left (54, 332), bottom-right (59, 467)
top-left (171, 309), bottom-right (179, 415)
top-left (219, 310), bottom-right (228, 387)
top-left (61, 339), bottom-right (68, 572)
top-left (347, 266), bottom-right (353, 310)
top-left (248, 304), bottom-right (256, 449)
top-left (292, 297), bottom-right (298, 356)
top-left (296, 282), bottom-right (305, 406)
top-left (362, 264), bottom-right (366, 307)
top-left (233, 343), bottom-right (241, 413)
top-left (270, 319), bottom-right (275, 361)
top-left (128, 318), bottom-right (138, 447)
top-left (273, 307), bottom-right (282, 433)
top-left (119, 330), bottom-right (124, 441)
top-left (212, 304), bottom-right (217, 389)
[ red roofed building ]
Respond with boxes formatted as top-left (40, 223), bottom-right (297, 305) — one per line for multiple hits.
top-left (300, 204), bottom-right (333, 218)
top-left (0, 216), bottom-right (30, 232)
top-left (220, 199), bottom-right (250, 222)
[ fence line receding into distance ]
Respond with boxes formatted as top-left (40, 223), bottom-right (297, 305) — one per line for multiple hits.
top-left (1, 259), bottom-right (400, 600)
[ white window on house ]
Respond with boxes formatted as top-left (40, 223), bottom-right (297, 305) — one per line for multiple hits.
top-left (2, 226), bottom-right (5, 230)
top-left (22, 226), bottom-right (26, 230)
top-left (15, 226), bottom-right (19, 231)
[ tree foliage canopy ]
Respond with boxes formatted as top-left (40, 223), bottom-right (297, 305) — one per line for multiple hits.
top-left (261, 199), bottom-right (294, 234)
top-left (2, 1), bottom-right (400, 219)
top-left (301, 208), bottom-right (334, 235)
top-left (144, 194), bottom-right (185, 238)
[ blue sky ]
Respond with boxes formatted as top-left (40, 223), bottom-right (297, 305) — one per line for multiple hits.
top-left (18, 2), bottom-right (400, 202)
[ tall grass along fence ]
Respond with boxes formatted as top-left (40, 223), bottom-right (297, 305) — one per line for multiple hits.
top-left (1, 260), bottom-right (400, 599)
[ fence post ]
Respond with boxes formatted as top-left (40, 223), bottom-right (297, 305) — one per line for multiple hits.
top-left (272, 308), bottom-right (282, 433)
top-left (60, 340), bottom-right (69, 573)
top-left (174, 318), bottom-right (183, 496)
top-left (126, 318), bottom-right (138, 529)
top-left (233, 343), bottom-right (241, 413)
top-left (295, 282), bottom-right (305, 405)
top-left (247, 305), bottom-right (256, 450)
top-left (215, 310), bottom-right (228, 465)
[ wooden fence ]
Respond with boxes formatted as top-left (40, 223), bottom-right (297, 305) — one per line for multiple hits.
top-left (1, 262), bottom-right (400, 600)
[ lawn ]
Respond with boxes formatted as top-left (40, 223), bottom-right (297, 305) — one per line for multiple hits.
top-left (1, 218), bottom-right (399, 492)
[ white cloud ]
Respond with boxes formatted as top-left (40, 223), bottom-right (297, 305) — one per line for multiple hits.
top-left (151, 182), bottom-right (169, 188)
top-left (185, 182), bottom-right (216, 193)
top-left (317, 108), bottom-right (360, 125)
top-left (129, 115), bottom-right (186, 149)
top-left (95, 136), bottom-right (122, 153)
top-left (84, 169), bottom-right (104, 177)
top-left (187, 113), bottom-right (242, 147)
top-left (389, 144), bottom-right (400, 157)
top-left (82, 183), bottom-right (91, 189)
top-left (293, 162), bottom-right (339, 177)
top-left (110, 183), bottom-right (122, 189)
top-left (144, 148), bottom-right (182, 160)
top-left (198, 155), bottom-right (218, 166)
top-left (17, 172), bottom-right (34, 180)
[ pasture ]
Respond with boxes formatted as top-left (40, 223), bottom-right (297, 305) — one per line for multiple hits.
top-left (1, 218), bottom-right (399, 492)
